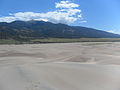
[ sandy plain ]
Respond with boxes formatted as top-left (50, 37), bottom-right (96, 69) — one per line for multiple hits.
top-left (0, 42), bottom-right (120, 90)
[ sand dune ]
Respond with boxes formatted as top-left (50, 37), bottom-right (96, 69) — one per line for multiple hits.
top-left (0, 42), bottom-right (120, 90)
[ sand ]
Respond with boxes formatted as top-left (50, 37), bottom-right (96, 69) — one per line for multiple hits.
top-left (0, 42), bottom-right (120, 90)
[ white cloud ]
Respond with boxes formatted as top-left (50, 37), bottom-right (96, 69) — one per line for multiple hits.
top-left (107, 30), bottom-right (120, 34)
top-left (107, 30), bottom-right (115, 33)
top-left (0, 0), bottom-right (86, 24)
top-left (79, 20), bottom-right (87, 23)
top-left (0, 16), bottom-right (16, 22)
top-left (55, 1), bottom-right (79, 8)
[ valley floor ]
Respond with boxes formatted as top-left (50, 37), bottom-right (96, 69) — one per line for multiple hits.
top-left (0, 42), bottom-right (120, 90)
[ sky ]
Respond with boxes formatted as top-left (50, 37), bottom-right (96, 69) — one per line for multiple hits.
top-left (0, 0), bottom-right (120, 34)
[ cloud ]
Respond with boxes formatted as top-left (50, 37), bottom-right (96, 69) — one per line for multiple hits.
top-left (79, 20), bottom-right (87, 23)
top-left (107, 30), bottom-right (120, 34)
top-left (55, 1), bottom-right (79, 8)
top-left (0, 16), bottom-right (16, 22)
top-left (107, 30), bottom-right (115, 33)
top-left (0, 0), bottom-right (85, 24)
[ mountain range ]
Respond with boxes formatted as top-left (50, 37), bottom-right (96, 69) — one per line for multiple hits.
top-left (0, 20), bottom-right (120, 40)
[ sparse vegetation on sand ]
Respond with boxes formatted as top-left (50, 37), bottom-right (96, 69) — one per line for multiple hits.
top-left (30, 38), bottom-right (120, 43)
top-left (1, 38), bottom-right (120, 44)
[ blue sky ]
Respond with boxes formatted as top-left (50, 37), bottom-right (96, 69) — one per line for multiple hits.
top-left (0, 0), bottom-right (120, 34)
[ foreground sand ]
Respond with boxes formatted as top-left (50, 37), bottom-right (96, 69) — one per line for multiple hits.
top-left (0, 42), bottom-right (120, 90)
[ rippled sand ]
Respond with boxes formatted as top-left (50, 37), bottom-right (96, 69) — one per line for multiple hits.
top-left (0, 42), bottom-right (120, 90)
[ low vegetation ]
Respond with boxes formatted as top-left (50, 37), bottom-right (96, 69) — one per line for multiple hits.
top-left (1, 38), bottom-right (120, 44)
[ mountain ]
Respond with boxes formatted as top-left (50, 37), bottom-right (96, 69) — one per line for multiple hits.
top-left (0, 20), bottom-right (120, 40)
